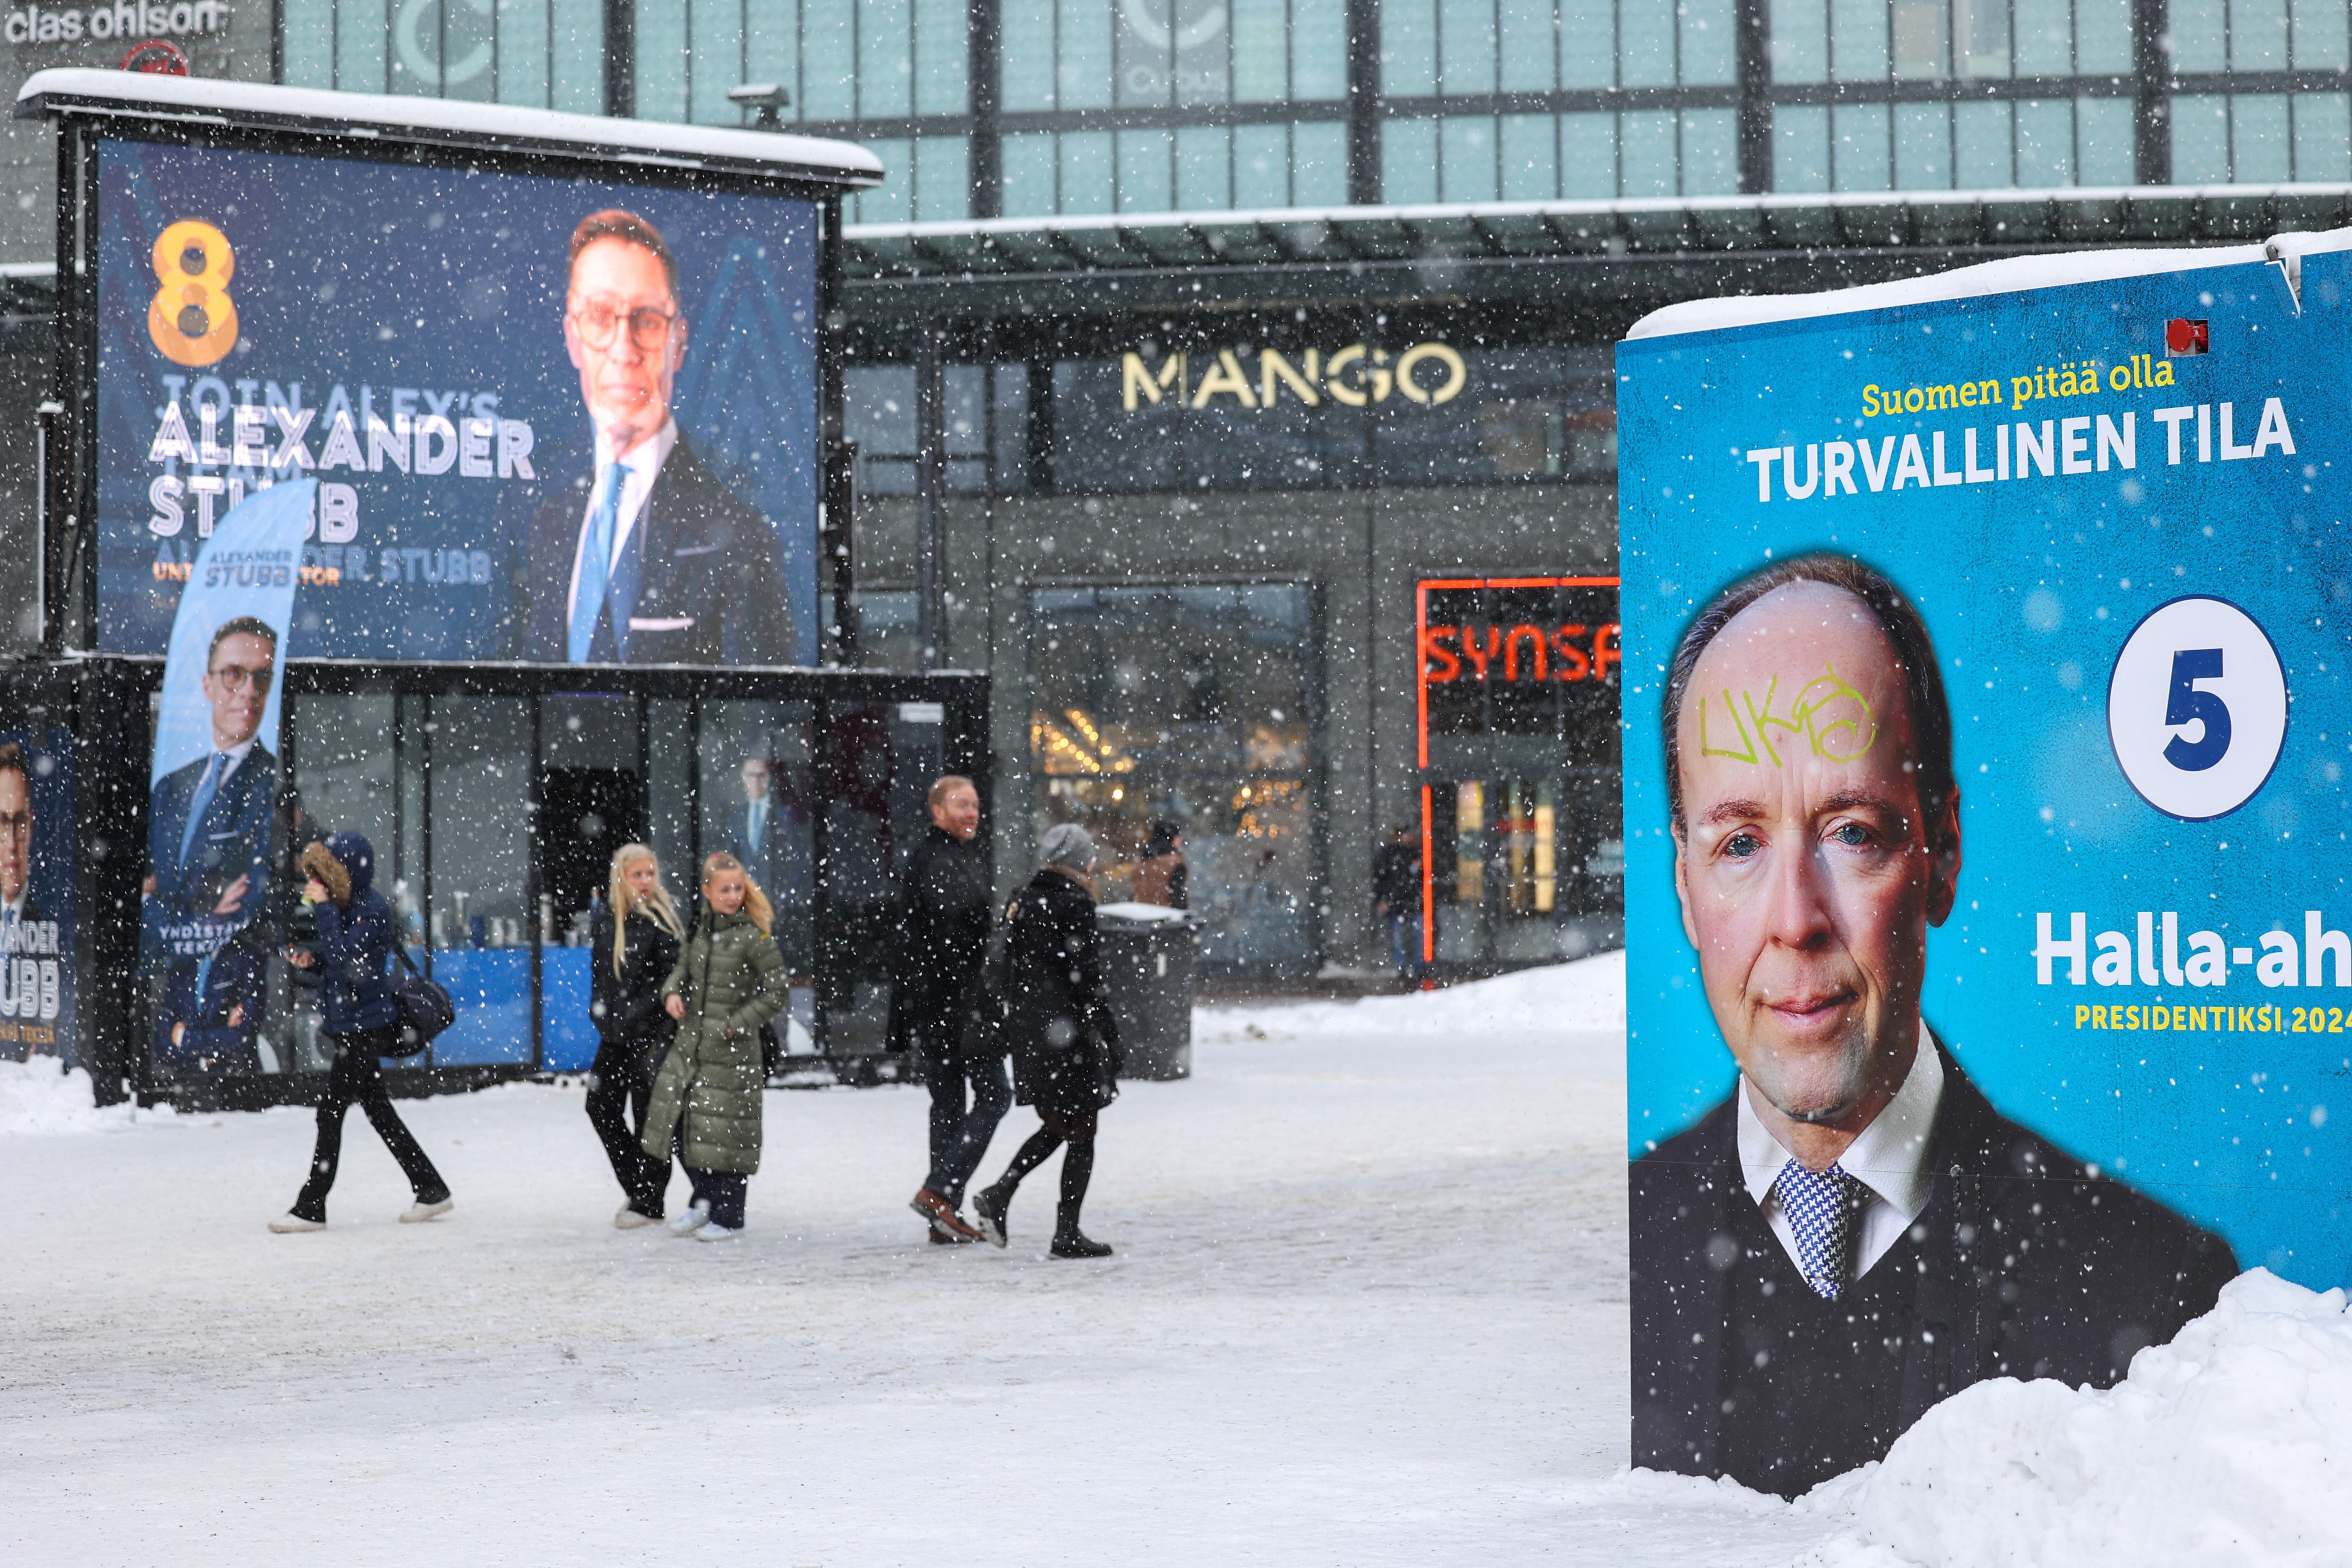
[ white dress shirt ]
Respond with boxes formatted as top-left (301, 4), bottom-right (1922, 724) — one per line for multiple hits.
top-left (1737, 1027), bottom-right (1946, 1282)
top-left (564, 418), bottom-right (678, 628)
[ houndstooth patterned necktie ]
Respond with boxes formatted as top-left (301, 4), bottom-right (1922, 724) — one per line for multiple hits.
top-left (1775, 1161), bottom-right (1865, 1299)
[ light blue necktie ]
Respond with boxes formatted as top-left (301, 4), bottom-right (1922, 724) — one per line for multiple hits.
top-left (179, 752), bottom-right (226, 868)
top-left (1775, 1161), bottom-right (1865, 1300)
top-left (568, 462), bottom-right (628, 662)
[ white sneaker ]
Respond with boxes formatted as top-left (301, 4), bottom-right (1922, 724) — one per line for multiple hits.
top-left (696, 1222), bottom-right (741, 1242)
top-left (269, 1212), bottom-right (325, 1233)
top-left (669, 1201), bottom-right (711, 1237)
top-left (614, 1205), bottom-right (660, 1230)
top-left (399, 1197), bottom-right (454, 1224)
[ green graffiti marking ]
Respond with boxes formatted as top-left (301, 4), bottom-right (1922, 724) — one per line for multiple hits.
top-left (1698, 663), bottom-right (1877, 766)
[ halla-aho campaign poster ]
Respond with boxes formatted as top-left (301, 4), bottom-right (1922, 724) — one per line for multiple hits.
top-left (1617, 237), bottom-right (2352, 1496)
top-left (94, 138), bottom-right (822, 668)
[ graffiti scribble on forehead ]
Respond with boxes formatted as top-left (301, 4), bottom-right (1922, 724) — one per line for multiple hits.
top-left (1698, 663), bottom-right (1877, 767)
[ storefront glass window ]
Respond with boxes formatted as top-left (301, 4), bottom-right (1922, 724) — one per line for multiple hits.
top-left (1029, 585), bottom-right (1316, 973)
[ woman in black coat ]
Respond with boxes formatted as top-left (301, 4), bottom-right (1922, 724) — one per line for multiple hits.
top-left (588, 844), bottom-right (686, 1227)
top-left (972, 823), bottom-right (1121, 1259)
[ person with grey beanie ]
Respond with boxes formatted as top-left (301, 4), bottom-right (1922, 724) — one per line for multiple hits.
top-left (970, 823), bottom-right (1122, 1258)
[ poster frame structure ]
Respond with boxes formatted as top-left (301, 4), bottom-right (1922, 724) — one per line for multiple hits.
top-left (0, 653), bottom-right (990, 1109)
top-left (17, 67), bottom-right (881, 669)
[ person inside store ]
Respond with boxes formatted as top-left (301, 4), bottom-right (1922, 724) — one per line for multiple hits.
top-left (1632, 553), bottom-right (2237, 1497)
top-left (522, 209), bottom-right (795, 667)
top-left (144, 616), bottom-right (279, 926)
top-left (898, 773), bottom-right (1003, 1244)
top-left (1129, 819), bottom-right (1188, 910)
top-left (970, 824), bottom-right (1121, 1259)
top-left (588, 844), bottom-right (685, 1228)
top-left (1371, 823), bottom-right (1422, 980)
top-left (271, 833), bottom-right (454, 1233)
top-left (642, 852), bottom-right (788, 1241)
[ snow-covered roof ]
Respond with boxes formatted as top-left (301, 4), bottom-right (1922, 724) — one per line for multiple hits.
top-left (15, 69), bottom-right (883, 189)
top-left (1626, 213), bottom-right (2352, 339)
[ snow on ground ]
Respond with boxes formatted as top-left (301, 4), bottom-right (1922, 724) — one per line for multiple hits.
top-left (1799, 1269), bottom-right (2352, 1568)
top-left (7, 956), bottom-right (1789, 1568)
top-left (4, 954), bottom-right (2324, 1565)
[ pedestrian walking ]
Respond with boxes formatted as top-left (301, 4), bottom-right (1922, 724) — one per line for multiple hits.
top-left (899, 774), bottom-right (1005, 1245)
top-left (588, 844), bottom-right (685, 1228)
top-left (641, 852), bottom-right (787, 1242)
top-left (1129, 819), bottom-right (1188, 909)
top-left (270, 832), bottom-right (453, 1232)
top-left (1371, 824), bottom-right (1423, 980)
top-left (971, 824), bottom-right (1121, 1259)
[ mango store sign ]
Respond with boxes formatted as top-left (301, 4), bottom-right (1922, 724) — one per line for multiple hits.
top-left (1120, 342), bottom-right (1467, 411)
top-left (5, 0), bottom-right (225, 45)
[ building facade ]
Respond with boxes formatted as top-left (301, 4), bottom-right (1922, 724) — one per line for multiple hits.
top-left (3, 0), bottom-right (2351, 975)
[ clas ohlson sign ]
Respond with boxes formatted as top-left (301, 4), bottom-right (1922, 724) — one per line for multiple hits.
top-left (1119, 342), bottom-right (1468, 411)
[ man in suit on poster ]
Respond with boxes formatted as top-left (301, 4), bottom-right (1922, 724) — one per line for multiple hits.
top-left (521, 209), bottom-right (795, 668)
top-left (145, 616), bottom-right (279, 928)
top-left (1631, 553), bottom-right (2238, 1498)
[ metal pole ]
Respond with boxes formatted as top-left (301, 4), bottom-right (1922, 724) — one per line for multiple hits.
top-left (915, 323), bottom-right (946, 671)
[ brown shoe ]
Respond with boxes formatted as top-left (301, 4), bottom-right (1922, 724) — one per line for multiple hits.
top-left (910, 1186), bottom-right (983, 1242)
top-left (929, 1228), bottom-right (975, 1244)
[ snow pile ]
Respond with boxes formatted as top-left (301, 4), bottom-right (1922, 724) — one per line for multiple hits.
top-left (0, 1057), bottom-right (136, 1135)
top-left (1799, 1269), bottom-right (2352, 1568)
top-left (1196, 948), bottom-right (1625, 1043)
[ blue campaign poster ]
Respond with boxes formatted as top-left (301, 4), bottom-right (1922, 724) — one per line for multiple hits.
top-left (95, 139), bottom-right (821, 669)
top-left (1617, 235), bottom-right (2352, 1492)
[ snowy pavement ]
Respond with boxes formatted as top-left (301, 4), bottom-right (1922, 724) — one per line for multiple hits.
top-left (4, 952), bottom-right (1837, 1567)
top-left (14, 954), bottom-right (2342, 1566)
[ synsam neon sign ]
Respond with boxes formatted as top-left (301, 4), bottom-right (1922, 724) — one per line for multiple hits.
top-left (1121, 343), bottom-right (1468, 411)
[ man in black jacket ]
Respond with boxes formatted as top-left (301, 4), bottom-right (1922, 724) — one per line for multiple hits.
top-left (1634, 554), bottom-right (2237, 1497)
top-left (899, 774), bottom-right (1004, 1242)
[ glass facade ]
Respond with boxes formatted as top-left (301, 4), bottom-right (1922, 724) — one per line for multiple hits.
top-left (1029, 585), bottom-right (1319, 972)
top-left (282, 0), bottom-right (2352, 208)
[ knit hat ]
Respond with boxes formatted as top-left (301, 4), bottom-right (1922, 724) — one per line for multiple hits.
top-left (1040, 823), bottom-right (1096, 873)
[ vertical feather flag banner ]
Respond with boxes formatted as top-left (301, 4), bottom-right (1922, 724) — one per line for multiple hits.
top-left (143, 478), bottom-right (312, 978)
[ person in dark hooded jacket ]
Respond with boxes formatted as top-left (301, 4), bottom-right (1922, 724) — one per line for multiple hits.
top-left (970, 824), bottom-right (1121, 1259)
top-left (270, 831), bottom-right (453, 1232)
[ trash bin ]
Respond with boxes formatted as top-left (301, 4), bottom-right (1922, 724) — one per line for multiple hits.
top-left (1095, 901), bottom-right (1198, 1081)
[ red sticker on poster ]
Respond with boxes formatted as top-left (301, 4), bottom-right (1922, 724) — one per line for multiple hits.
top-left (2167, 318), bottom-right (2210, 355)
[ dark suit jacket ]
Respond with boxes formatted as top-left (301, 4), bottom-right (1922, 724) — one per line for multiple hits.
top-left (524, 433), bottom-right (795, 667)
top-left (153, 941), bottom-right (264, 1075)
top-left (1631, 1042), bottom-right (2239, 1491)
top-left (146, 744), bottom-right (278, 923)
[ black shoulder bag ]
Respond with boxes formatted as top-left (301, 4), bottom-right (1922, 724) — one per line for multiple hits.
top-left (385, 946), bottom-right (457, 1057)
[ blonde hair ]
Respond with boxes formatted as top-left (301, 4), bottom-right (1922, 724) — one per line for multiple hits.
top-left (608, 844), bottom-right (685, 975)
top-left (700, 851), bottom-right (773, 935)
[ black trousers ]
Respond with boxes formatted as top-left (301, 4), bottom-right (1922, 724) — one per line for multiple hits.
top-left (587, 1037), bottom-right (669, 1217)
top-left (988, 1105), bottom-right (1099, 1238)
top-left (923, 1048), bottom-right (1012, 1203)
top-left (675, 1127), bottom-right (747, 1229)
top-left (292, 1029), bottom-right (449, 1223)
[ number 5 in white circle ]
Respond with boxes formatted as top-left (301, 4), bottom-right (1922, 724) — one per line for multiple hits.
top-left (2107, 595), bottom-right (2288, 821)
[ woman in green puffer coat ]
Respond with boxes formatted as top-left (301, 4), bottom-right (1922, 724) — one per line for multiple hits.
top-left (641, 852), bottom-right (787, 1241)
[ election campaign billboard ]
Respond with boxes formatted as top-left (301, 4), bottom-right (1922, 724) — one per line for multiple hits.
top-left (93, 135), bottom-right (822, 669)
top-left (0, 723), bottom-right (73, 1066)
top-left (1617, 235), bottom-right (2352, 1497)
